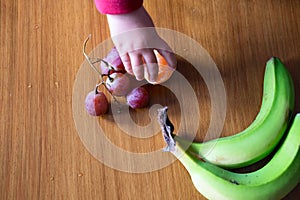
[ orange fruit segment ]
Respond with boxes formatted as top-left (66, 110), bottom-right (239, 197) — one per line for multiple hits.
top-left (144, 49), bottom-right (175, 84)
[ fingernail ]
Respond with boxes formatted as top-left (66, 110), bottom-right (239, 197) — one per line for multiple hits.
top-left (150, 76), bottom-right (157, 82)
top-left (136, 76), bottom-right (144, 81)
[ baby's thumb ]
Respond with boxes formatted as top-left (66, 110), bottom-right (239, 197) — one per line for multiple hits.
top-left (157, 50), bottom-right (177, 70)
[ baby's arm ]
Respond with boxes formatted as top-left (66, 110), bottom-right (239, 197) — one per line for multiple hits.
top-left (94, 0), bottom-right (176, 82)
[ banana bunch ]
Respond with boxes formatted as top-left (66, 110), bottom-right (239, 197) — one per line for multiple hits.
top-left (176, 57), bottom-right (295, 168)
top-left (157, 57), bottom-right (299, 200)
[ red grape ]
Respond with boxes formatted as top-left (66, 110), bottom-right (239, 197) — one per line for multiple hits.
top-left (106, 73), bottom-right (131, 96)
top-left (100, 47), bottom-right (125, 75)
top-left (85, 90), bottom-right (109, 116)
top-left (126, 87), bottom-right (150, 109)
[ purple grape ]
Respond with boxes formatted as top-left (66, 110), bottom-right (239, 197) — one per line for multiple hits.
top-left (126, 87), bottom-right (150, 109)
top-left (106, 73), bottom-right (131, 96)
top-left (85, 90), bottom-right (108, 116)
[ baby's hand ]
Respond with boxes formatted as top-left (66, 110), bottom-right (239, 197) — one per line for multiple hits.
top-left (107, 6), bottom-right (177, 82)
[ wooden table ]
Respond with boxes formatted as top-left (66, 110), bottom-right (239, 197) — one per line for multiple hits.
top-left (1, 0), bottom-right (300, 199)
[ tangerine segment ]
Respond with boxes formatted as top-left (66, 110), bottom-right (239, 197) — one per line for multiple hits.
top-left (144, 49), bottom-right (175, 84)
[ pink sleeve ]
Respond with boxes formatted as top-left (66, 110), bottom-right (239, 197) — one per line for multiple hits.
top-left (94, 0), bottom-right (143, 15)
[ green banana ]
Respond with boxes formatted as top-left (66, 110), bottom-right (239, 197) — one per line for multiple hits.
top-left (158, 108), bottom-right (300, 200)
top-left (176, 57), bottom-right (295, 168)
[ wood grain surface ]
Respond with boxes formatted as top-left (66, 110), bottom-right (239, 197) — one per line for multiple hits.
top-left (1, 0), bottom-right (300, 199)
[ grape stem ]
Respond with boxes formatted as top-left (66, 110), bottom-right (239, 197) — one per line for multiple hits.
top-left (82, 35), bottom-right (104, 80)
top-left (82, 35), bottom-right (121, 107)
top-left (95, 83), bottom-right (101, 95)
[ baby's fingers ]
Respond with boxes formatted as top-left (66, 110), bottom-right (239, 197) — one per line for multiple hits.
top-left (143, 52), bottom-right (159, 83)
top-left (130, 53), bottom-right (144, 81)
top-left (120, 53), bottom-right (133, 75)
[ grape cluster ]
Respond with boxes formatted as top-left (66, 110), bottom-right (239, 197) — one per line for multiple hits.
top-left (85, 47), bottom-right (150, 116)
